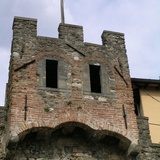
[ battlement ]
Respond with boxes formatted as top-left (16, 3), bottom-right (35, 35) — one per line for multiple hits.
top-left (13, 16), bottom-right (37, 37)
top-left (58, 23), bottom-right (84, 44)
top-left (12, 16), bottom-right (126, 48)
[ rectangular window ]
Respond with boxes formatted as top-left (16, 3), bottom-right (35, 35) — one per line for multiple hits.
top-left (89, 65), bottom-right (101, 93)
top-left (46, 60), bottom-right (58, 88)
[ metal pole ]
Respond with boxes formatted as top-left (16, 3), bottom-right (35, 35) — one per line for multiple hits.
top-left (61, 0), bottom-right (65, 24)
top-left (122, 105), bottom-right (127, 129)
top-left (24, 95), bottom-right (28, 121)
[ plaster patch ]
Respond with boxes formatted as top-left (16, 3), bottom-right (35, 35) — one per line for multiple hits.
top-left (84, 95), bottom-right (94, 100)
top-left (98, 97), bottom-right (107, 102)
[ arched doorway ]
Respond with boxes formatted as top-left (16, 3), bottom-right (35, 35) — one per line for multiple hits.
top-left (6, 122), bottom-right (134, 159)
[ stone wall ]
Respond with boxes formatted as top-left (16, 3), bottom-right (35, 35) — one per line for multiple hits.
top-left (7, 17), bottom-right (138, 146)
top-left (0, 107), bottom-right (7, 159)
top-left (3, 16), bottom-right (142, 159)
top-left (137, 116), bottom-right (160, 159)
top-left (152, 144), bottom-right (160, 158)
top-left (6, 127), bottom-right (129, 160)
top-left (1, 16), bottom-right (160, 159)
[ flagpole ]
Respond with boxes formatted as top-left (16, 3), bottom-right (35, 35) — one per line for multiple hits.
top-left (61, 0), bottom-right (65, 24)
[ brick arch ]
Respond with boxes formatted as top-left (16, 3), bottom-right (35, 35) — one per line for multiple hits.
top-left (35, 51), bottom-right (116, 84)
top-left (35, 52), bottom-right (116, 72)
top-left (36, 51), bottom-right (78, 67)
top-left (82, 57), bottom-right (115, 73)
top-left (82, 58), bottom-right (115, 81)
top-left (10, 118), bottom-right (133, 154)
top-left (12, 110), bottom-right (134, 144)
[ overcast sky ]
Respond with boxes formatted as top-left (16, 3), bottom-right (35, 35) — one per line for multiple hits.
top-left (0, 0), bottom-right (159, 105)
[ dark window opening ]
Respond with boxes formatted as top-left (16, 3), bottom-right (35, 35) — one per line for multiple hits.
top-left (133, 87), bottom-right (141, 116)
top-left (135, 103), bottom-right (140, 116)
top-left (89, 65), bottom-right (101, 93)
top-left (46, 60), bottom-right (58, 88)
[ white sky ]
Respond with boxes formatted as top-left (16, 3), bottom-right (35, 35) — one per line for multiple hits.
top-left (0, 0), bottom-right (160, 106)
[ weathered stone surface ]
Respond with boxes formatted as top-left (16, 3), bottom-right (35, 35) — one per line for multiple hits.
top-left (136, 117), bottom-right (160, 159)
top-left (0, 107), bottom-right (7, 159)
top-left (1, 16), bottom-right (159, 160)
top-left (6, 127), bottom-right (128, 160)
top-left (7, 17), bottom-right (138, 144)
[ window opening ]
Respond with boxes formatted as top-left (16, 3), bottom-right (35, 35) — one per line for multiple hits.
top-left (133, 87), bottom-right (141, 116)
top-left (89, 65), bottom-right (101, 93)
top-left (46, 60), bottom-right (58, 88)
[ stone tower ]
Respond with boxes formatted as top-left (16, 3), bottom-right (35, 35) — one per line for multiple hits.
top-left (5, 16), bottom-right (139, 159)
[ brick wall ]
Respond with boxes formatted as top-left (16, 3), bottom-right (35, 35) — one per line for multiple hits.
top-left (5, 16), bottom-right (139, 158)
